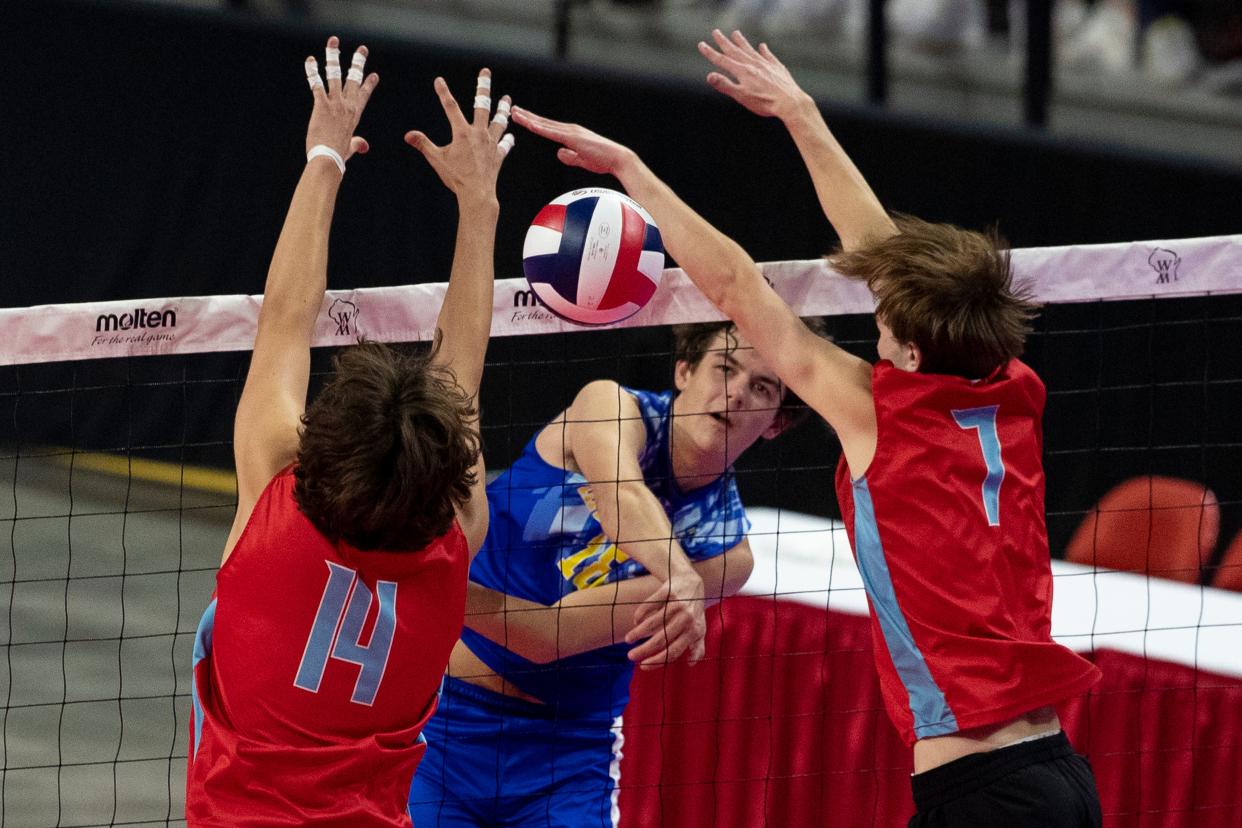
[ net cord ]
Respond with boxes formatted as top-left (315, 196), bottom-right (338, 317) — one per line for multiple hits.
top-left (2, 236), bottom-right (1239, 367)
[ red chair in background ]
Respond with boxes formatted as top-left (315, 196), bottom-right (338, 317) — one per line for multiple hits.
top-left (1211, 531), bottom-right (1242, 592)
top-left (1065, 476), bottom-right (1220, 583)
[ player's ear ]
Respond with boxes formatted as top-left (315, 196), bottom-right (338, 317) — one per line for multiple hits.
top-left (905, 341), bottom-right (922, 372)
top-left (673, 359), bottom-right (691, 391)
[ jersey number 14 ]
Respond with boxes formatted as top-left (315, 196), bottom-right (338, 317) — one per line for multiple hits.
top-left (293, 561), bottom-right (398, 706)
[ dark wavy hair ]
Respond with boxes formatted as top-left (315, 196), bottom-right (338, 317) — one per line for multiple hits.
top-left (830, 215), bottom-right (1038, 379)
top-left (293, 339), bottom-right (479, 551)
top-left (671, 318), bottom-right (830, 428)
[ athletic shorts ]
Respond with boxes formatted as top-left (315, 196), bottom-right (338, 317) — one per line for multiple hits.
top-left (908, 731), bottom-right (1102, 828)
top-left (408, 676), bottom-right (623, 828)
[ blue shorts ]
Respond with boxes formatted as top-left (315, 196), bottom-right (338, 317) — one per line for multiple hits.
top-left (408, 677), bottom-right (623, 828)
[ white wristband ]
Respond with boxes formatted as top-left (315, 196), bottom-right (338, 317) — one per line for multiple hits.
top-left (307, 144), bottom-right (346, 175)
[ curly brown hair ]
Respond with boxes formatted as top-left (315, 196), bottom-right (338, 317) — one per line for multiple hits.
top-left (293, 339), bottom-right (479, 551)
top-left (672, 318), bottom-right (830, 427)
top-left (830, 215), bottom-right (1038, 379)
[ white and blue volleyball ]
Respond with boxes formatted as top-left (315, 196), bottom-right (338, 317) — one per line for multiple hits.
top-left (522, 188), bottom-right (664, 326)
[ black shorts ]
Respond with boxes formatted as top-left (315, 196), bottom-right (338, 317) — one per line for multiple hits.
top-left (908, 731), bottom-right (1102, 828)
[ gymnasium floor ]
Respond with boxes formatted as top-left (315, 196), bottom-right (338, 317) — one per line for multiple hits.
top-left (1, 453), bottom-right (229, 827)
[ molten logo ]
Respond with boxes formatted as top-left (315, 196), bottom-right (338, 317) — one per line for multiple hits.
top-left (95, 308), bottom-right (177, 332)
top-left (513, 288), bottom-right (544, 308)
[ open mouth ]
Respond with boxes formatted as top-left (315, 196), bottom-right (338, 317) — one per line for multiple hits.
top-left (709, 411), bottom-right (730, 428)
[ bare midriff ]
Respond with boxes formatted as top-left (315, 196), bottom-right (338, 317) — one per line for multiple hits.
top-left (447, 639), bottom-right (546, 705)
top-left (913, 706), bottom-right (1061, 774)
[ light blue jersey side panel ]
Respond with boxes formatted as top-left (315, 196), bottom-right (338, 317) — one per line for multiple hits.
top-left (851, 478), bottom-right (958, 738)
top-left (190, 598), bottom-right (217, 758)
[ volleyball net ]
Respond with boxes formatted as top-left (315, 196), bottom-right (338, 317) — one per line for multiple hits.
top-left (3, 235), bottom-right (1241, 826)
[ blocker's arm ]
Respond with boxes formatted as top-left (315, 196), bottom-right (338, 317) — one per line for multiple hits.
top-left (225, 38), bottom-right (377, 565)
top-left (404, 69), bottom-right (515, 554)
top-left (697, 29), bottom-right (896, 251)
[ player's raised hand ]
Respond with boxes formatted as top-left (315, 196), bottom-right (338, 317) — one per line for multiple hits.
top-left (303, 37), bottom-right (379, 164)
top-left (510, 107), bottom-right (635, 177)
top-left (625, 571), bottom-right (707, 670)
top-left (697, 29), bottom-right (807, 120)
top-left (405, 69), bottom-right (514, 202)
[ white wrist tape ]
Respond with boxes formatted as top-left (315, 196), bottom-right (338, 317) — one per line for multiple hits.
top-left (307, 144), bottom-right (346, 175)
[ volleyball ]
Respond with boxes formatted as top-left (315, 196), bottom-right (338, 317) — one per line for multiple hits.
top-left (521, 187), bottom-right (664, 325)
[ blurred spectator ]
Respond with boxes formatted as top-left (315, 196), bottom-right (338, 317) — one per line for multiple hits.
top-left (719, 0), bottom-right (865, 40)
top-left (1055, 0), bottom-right (1242, 88)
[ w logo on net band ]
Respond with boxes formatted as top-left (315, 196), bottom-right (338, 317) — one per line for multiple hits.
top-left (328, 298), bottom-right (359, 336)
top-left (1148, 248), bottom-right (1181, 285)
top-left (294, 561), bottom-right (397, 706)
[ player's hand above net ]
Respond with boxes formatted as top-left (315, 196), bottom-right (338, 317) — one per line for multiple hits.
top-left (697, 29), bottom-right (809, 121)
top-left (303, 36), bottom-right (379, 163)
top-left (405, 69), bottom-right (514, 203)
top-left (625, 571), bottom-right (708, 670)
top-left (510, 107), bottom-right (636, 177)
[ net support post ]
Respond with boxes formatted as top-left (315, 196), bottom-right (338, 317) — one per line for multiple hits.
top-left (866, 0), bottom-right (889, 105)
top-left (554, 0), bottom-right (573, 60)
top-left (1024, 0), bottom-right (1053, 127)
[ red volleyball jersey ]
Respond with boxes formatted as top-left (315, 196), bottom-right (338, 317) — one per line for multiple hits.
top-left (834, 359), bottom-right (1100, 747)
top-left (186, 466), bottom-right (468, 826)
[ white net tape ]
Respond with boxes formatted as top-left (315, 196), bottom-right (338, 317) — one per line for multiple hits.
top-left (2, 235), bottom-right (1239, 366)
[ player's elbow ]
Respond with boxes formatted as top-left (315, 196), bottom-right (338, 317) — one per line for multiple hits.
top-left (720, 546), bottom-right (755, 598)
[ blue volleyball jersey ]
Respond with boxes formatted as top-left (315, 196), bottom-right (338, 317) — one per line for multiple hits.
top-left (462, 387), bottom-right (750, 719)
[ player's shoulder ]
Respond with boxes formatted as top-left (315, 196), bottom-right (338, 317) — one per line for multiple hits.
top-left (572, 379), bottom-right (638, 411)
top-left (570, 381), bottom-right (670, 422)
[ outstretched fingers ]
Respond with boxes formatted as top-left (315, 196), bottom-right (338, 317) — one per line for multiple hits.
top-left (433, 76), bottom-right (470, 135)
top-left (406, 69), bottom-right (515, 194)
top-left (498, 133), bottom-right (516, 158)
top-left (304, 56), bottom-right (326, 101)
top-left (712, 28), bottom-right (755, 60)
top-left (345, 46), bottom-right (367, 89)
top-left (489, 95), bottom-right (512, 141)
top-left (729, 29), bottom-right (756, 52)
top-left (324, 36), bottom-right (343, 95)
top-left (510, 106), bottom-right (572, 143)
top-left (404, 129), bottom-right (441, 159)
top-left (698, 38), bottom-right (743, 79)
top-left (472, 69), bottom-right (493, 128)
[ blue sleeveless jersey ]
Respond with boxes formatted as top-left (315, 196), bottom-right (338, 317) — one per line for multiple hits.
top-left (462, 387), bottom-right (750, 719)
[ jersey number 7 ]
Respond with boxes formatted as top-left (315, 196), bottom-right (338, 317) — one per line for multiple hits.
top-left (293, 561), bottom-right (398, 706)
top-left (952, 405), bottom-right (1005, 527)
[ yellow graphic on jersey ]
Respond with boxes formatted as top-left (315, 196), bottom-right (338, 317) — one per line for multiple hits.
top-left (558, 532), bottom-right (631, 590)
top-left (577, 484), bottom-right (598, 514)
